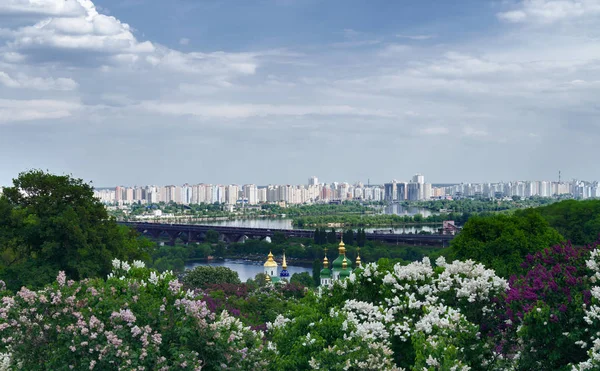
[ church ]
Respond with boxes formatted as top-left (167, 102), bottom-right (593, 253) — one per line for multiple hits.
top-left (263, 250), bottom-right (290, 283)
top-left (319, 237), bottom-right (361, 286)
top-left (262, 236), bottom-right (361, 285)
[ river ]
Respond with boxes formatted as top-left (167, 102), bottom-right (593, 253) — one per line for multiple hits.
top-left (185, 259), bottom-right (312, 282)
top-left (196, 216), bottom-right (439, 234)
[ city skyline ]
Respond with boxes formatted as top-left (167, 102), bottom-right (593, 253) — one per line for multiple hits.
top-left (90, 173), bottom-right (599, 206)
top-left (2, 0), bottom-right (600, 186)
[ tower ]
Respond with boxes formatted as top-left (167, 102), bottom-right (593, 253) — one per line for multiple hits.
top-left (264, 251), bottom-right (278, 278)
top-left (339, 257), bottom-right (351, 280)
top-left (332, 234), bottom-right (350, 280)
top-left (355, 247), bottom-right (362, 268)
top-left (279, 251), bottom-right (290, 282)
top-left (320, 248), bottom-right (332, 286)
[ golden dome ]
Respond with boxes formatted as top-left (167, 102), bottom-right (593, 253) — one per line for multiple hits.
top-left (282, 252), bottom-right (288, 270)
top-left (342, 257), bottom-right (348, 269)
top-left (265, 274), bottom-right (271, 282)
top-left (338, 236), bottom-right (346, 255)
top-left (264, 251), bottom-right (278, 268)
top-left (322, 248), bottom-right (329, 268)
top-left (356, 248), bottom-right (362, 267)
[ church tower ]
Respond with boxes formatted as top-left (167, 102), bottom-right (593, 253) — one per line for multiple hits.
top-left (320, 248), bottom-right (332, 286)
top-left (279, 251), bottom-right (290, 282)
top-left (264, 251), bottom-right (278, 278)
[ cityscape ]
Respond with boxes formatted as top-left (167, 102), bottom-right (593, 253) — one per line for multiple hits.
top-left (89, 173), bottom-right (600, 206)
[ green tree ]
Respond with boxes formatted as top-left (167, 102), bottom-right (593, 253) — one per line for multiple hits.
top-left (182, 266), bottom-right (241, 289)
top-left (450, 211), bottom-right (564, 277)
top-left (343, 229), bottom-right (355, 245)
top-left (290, 272), bottom-right (314, 287)
top-left (272, 231), bottom-right (287, 245)
top-left (312, 259), bottom-right (321, 287)
top-left (531, 199), bottom-right (600, 245)
top-left (205, 229), bottom-right (219, 244)
top-left (356, 228), bottom-right (367, 247)
top-left (327, 228), bottom-right (337, 244)
top-left (0, 170), bottom-right (152, 290)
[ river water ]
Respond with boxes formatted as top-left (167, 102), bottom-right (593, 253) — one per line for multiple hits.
top-left (185, 259), bottom-right (312, 282)
top-left (197, 219), bottom-right (437, 233)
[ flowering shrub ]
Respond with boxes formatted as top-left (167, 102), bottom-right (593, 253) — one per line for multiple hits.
top-left (268, 257), bottom-right (509, 370)
top-left (0, 260), bottom-right (265, 370)
top-left (502, 242), bottom-right (594, 370)
top-left (573, 247), bottom-right (600, 370)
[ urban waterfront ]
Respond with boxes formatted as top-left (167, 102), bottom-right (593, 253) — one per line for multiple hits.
top-left (185, 259), bottom-right (313, 282)
top-left (193, 205), bottom-right (438, 233)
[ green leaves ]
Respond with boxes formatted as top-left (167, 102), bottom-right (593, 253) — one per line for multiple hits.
top-left (450, 211), bottom-right (563, 277)
top-left (0, 170), bottom-right (151, 290)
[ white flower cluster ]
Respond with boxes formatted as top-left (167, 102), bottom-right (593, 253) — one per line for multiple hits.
top-left (266, 314), bottom-right (291, 331)
top-left (573, 248), bottom-right (600, 370)
top-left (343, 300), bottom-right (392, 342)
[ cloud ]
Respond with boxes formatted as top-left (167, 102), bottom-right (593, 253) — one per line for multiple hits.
top-left (179, 38), bottom-right (189, 45)
top-left (420, 127), bottom-right (449, 135)
top-left (497, 0), bottom-right (600, 24)
top-left (396, 34), bottom-right (435, 40)
top-left (137, 102), bottom-right (396, 119)
top-left (0, 71), bottom-right (77, 90)
top-left (0, 0), bottom-right (85, 17)
top-left (0, 99), bottom-right (80, 122)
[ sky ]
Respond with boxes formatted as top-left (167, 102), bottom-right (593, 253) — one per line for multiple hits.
top-left (1, 0), bottom-right (599, 187)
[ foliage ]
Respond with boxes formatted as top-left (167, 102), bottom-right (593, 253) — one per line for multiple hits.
top-left (205, 229), bottom-right (219, 244)
top-left (500, 242), bottom-right (595, 370)
top-left (0, 260), bottom-right (265, 370)
top-left (269, 257), bottom-right (509, 370)
top-left (450, 211), bottom-right (564, 277)
top-left (183, 266), bottom-right (241, 289)
top-left (530, 199), bottom-right (600, 245)
top-left (0, 170), bottom-right (152, 291)
top-left (290, 272), bottom-right (314, 287)
top-left (293, 212), bottom-right (472, 228)
top-left (408, 197), bottom-right (558, 214)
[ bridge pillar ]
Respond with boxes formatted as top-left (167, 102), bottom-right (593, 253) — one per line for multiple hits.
top-left (167, 231), bottom-right (180, 246)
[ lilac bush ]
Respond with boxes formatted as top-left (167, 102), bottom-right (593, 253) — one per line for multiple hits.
top-left (0, 260), bottom-right (265, 370)
top-left (502, 242), bottom-right (595, 369)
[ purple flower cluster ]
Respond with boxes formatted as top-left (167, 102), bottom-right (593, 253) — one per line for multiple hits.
top-left (505, 241), bottom-right (594, 323)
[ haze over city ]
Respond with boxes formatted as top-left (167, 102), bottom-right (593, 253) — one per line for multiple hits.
top-left (1, 0), bottom-right (599, 186)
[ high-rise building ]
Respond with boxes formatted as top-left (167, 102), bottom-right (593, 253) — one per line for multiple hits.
top-left (413, 173), bottom-right (425, 184)
top-left (308, 176), bottom-right (319, 186)
top-left (243, 184), bottom-right (258, 205)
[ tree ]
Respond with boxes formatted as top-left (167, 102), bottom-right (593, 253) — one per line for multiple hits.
top-left (356, 228), bottom-right (367, 247)
top-left (450, 211), bottom-right (564, 277)
top-left (314, 228), bottom-right (321, 245)
top-left (327, 228), bottom-right (337, 244)
top-left (343, 229), bottom-right (355, 245)
top-left (182, 266), bottom-right (241, 289)
top-left (290, 272), bottom-right (314, 287)
top-left (312, 259), bottom-right (321, 287)
top-left (0, 170), bottom-right (152, 290)
top-left (272, 231), bottom-right (287, 245)
top-left (205, 229), bottom-right (219, 244)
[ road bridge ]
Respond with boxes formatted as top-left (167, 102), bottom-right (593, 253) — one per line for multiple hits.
top-left (119, 222), bottom-right (455, 247)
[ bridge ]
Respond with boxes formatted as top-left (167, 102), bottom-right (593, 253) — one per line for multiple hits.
top-left (119, 222), bottom-right (455, 247)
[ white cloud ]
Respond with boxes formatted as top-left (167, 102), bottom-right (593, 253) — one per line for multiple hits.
top-left (0, 0), bottom-right (85, 16)
top-left (396, 34), bottom-right (435, 40)
top-left (137, 102), bottom-right (395, 119)
top-left (0, 71), bottom-right (77, 90)
top-left (0, 99), bottom-right (80, 122)
top-left (420, 127), bottom-right (449, 135)
top-left (179, 38), bottom-right (190, 45)
top-left (498, 0), bottom-right (600, 24)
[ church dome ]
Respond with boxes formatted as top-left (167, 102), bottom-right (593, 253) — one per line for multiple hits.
top-left (264, 251), bottom-right (278, 268)
top-left (332, 238), bottom-right (347, 269)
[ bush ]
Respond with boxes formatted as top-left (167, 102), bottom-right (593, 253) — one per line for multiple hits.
top-left (183, 266), bottom-right (241, 289)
